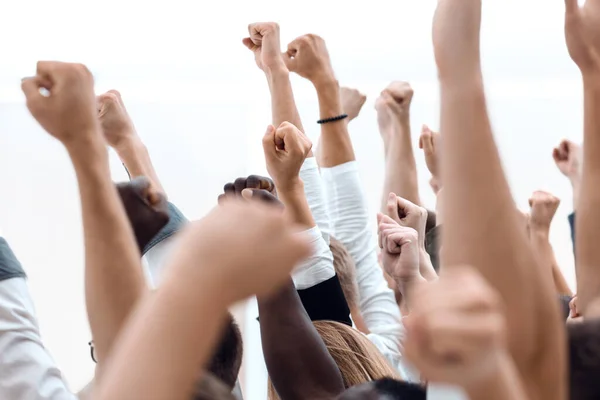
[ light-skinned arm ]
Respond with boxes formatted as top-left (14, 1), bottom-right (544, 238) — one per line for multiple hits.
top-left (432, 1), bottom-right (565, 399)
top-left (564, 0), bottom-right (600, 318)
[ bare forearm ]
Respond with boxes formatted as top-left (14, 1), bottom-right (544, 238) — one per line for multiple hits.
top-left (314, 79), bottom-right (355, 167)
top-left (116, 136), bottom-right (166, 195)
top-left (576, 76), bottom-right (600, 316)
top-left (439, 77), bottom-right (547, 360)
top-left (530, 232), bottom-right (572, 296)
top-left (267, 68), bottom-right (305, 132)
top-left (381, 118), bottom-right (421, 209)
top-left (278, 181), bottom-right (316, 230)
top-left (466, 353), bottom-right (528, 400)
top-left (67, 137), bottom-right (145, 365)
top-left (93, 271), bottom-right (228, 400)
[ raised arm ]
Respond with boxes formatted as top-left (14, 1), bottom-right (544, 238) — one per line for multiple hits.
top-left (93, 201), bottom-right (310, 400)
top-left (528, 190), bottom-right (573, 296)
top-left (431, 1), bottom-right (564, 398)
top-left (21, 62), bottom-right (148, 375)
top-left (375, 82), bottom-right (422, 207)
top-left (563, 0), bottom-right (600, 318)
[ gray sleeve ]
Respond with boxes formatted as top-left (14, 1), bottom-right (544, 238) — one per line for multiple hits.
top-left (142, 202), bottom-right (189, 255)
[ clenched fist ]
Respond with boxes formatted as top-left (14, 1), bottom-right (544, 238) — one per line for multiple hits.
top-left (243, 22), bottom-right (286, 73)
top-left (375, 81), bottom-right (414, 132)
top-left (219, 175), bottom-right (281, 208)
top-left (552, 139), bottom-right (582, 180)
top-left (377, 213), bottom-right (421, 285)
top-left (262, 122), bottom-right (312, 191)
top-left (22, 61), bottom-right (98, 145)
top-left (283, 34), bottom-right (335, 85)
top-left (404, 266), bottom-right (507, 387)
top-left (529, 190), bottom-right (560, 232)
top-left (97, 90), bottom-right (137, 150)
top-left (174, 200), bottom-right (311, 301)
top-left (385, 193), bottom-right (428, 249)
top-left (564, 0), bottom-right (600, 74)
top-left (419, 125), bottom-right (441, 190)
top-left (340, 87), bottom-right (367, 122)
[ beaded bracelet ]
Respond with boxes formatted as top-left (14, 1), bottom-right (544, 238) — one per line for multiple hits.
top-left (317, 114), bottom-right (348, 124)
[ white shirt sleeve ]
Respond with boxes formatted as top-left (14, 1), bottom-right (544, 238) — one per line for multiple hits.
top-left (292, 226), bottom-right (335, 290)
top-left (0, 277), bottom-right (77, 400)
top-left (320, 161), bottom-right (406, 373)
top-left (299, 157), bottom-right (331, 245)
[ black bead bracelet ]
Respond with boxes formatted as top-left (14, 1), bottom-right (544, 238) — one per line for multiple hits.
top-left (317, 114), bottom-right (348, 124)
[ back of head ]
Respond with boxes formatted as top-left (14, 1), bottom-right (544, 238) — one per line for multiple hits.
top-left (330, 237), bottom-right (359, 311)
top-left (569, 318), bottom-right (600, 400)
top-left (205, 313), bottom-right (243, 390)
top-left (314, 320), bottom-right (400, 387)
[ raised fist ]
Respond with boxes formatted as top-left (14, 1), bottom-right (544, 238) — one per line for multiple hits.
top-left (552, 139), bottom-right (582, 179)
top-left (218, 175), bottom-right (281, 208)
top-left (564, 0), bottom-right (600, 74)
top-left (243, 22), bottom-right (285, 72)
top-left (21, 61), bottom-right (98, 145)
top-left (97, 90), bottom-right (137, 151)
top-left (262, 122), bottom-right (312, 191)
top-left (377, 213), bottom-right (421, 284)
top-left (174, 200), bottom-right (311, 301)
top-left (529, 190), bottom-right (561, 232)
top-left (283, 34), bottom-right (335, 84)
top-left (404, 266), bottom-right (507, 387)
top-left (375, 81), bottom-right (414, 131)
top-left (432, 0), bottom-right (482, 82)
top-left (385, 193), bottom-right (428, 249)
top-left (419, 125), bottom-right (441, 186)
top-left (340, 87), bottom-right (367, 122)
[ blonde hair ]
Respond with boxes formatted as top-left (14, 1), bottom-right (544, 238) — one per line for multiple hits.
top-left (330, 237), bottom-right (359, 311)
top-left (267, 320), bottom-right (400, 399)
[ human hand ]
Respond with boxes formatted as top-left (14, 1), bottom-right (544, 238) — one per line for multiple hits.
top-left (340, 87), bottom-right (367, 121)
top-left (377, 213), bottom-right (421, 285)
top-left (552, 139), bottom-right (582, 181)
top-left (21, 61), bottom-right (98, 146)
top-left (218, 175), bottom-right (281, 208)
top-left (374, 81), bottom-right (414, 133)
top-left (283, 34), bottom-right (335, 85)
top-left (528, 190), bottom-right (560, 233)
top-left (97, 90), bottom-right (137, 151)
top-left (567, 295), bottom-right (584, 323)
top-left (116, 177), bottom-right (169, 251)
top-left (564, 0), bottom-right (600, 75)
top-left (385, 193), bottom-right (428, 249)
top-left (262, 122), bottom-right (312, 192)
top-left (404, 266), bottom-right (508, 387)
top-left (419, 125), bottom-right (441, 185)
top-left (174, 199), bottom-right (311, 301)
top-left (432, 0), bottom-right (482, 83)
top-left (243, 22), bottom-right (286, 73)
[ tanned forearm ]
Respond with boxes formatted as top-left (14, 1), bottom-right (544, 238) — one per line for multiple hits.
top-left (115, 136), bottom-right (166, 196)
top-left (439, 74), bottom-right (563, 392)
top-left (314, 79), bottom-right (355, 168)
top-left (381, 118), bottom-right (421, 210)
top-left (465, 352), bottom-right (529, 400)
top-left (266, 68), bottom-right (305, 133)
top-left (93, 267), bottom-right (228, 400)
top-left (278, 180), bottom-right (315, 230)
top-left (530, 231), bottom-right (573, 296)
top-left (576, 75), bottom-right (600, 317)
top-left (66, 135), bottom-right (145, 372)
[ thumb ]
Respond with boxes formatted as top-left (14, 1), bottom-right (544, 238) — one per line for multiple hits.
top-left (282, 51), bottom-right (296, 71)
top-left (21, 76), bottom-right (47, 112)
top-left (241, 188), bottom-right (283, 209)
top-left (386, 193), bottom-right (400, 221)
top-left (396, 196), bottom-right (417, 219)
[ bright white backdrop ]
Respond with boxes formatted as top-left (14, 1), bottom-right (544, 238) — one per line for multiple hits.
top-left (0, 0), bottom-right (582, 398)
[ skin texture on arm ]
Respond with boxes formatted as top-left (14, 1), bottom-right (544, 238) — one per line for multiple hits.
top-left (375, 82), bottom-right (421, 209)
top-left (528, 191), bottom-right (573, 296)
top-left (564, 0), bottom-right (600, 318)
top-left (21, 62), bottom-right (147, 377)
top-left (432, 1), bottom-right (565, 399)
top-left (97, 90), bottom-right (166, 196)
top-left (92, 200), bottom-right (310, 400)
top-left (258, 279), bottom-right (345, 400)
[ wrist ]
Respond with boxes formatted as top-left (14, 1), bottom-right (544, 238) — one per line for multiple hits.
top-left (64, 133), bottom-right (107, 161)
top-left (276, 177), bottom-right (304, 199)
top-left (312, 75), bottom-right (339, 91)
top-left (265, 63), bottom-right (289, 79)
top-left (465, 350), bottom-right (523, 400)
top-left (528, 225), bottom-right (550, 239)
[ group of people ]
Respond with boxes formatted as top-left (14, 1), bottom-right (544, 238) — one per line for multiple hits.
top-left (2, 0), bottom-right (599, 399)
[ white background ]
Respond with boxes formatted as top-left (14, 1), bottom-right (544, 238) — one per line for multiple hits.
top-left (0, 0), bottom-right (583, 398)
